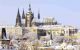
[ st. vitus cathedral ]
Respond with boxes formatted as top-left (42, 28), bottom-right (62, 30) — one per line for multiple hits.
top-left (15, 4), bottom-right (58, 27)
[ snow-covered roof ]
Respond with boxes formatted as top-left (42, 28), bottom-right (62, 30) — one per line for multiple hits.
top-left (38, 25), bottom-right (64, 30)
top-left (38, 25), bottom-right (76, 30)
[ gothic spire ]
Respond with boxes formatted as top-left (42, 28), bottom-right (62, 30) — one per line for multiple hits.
top-left (22, 9), bottom-right (25, 19)
top-left (38, 11), bottom-right (40, 19)
top-left (15, 8), bottom-right (22, 27)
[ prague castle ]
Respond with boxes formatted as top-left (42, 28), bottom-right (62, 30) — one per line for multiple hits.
top-left (0, 4), bottom-right (78, 40)
top-left (15, 4), bottom-right (58, 27)
top-left (0, 4), bottom-right (80, 50)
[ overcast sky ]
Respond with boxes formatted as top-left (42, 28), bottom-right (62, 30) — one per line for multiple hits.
top-left (0, 0), bottom-right (80, 28)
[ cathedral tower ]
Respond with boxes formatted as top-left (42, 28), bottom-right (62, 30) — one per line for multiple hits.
top-left (15, 9), bottom-right (22, 27)
top-left (22, 9), bottom-right (25, 27)
top-left (25, 4), bottom-right (34, 27)
top-left (22, 9), bottom-right (25, 19)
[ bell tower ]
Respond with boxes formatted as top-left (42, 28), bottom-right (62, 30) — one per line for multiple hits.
top-left (25, 4), bottom-right (34, 27)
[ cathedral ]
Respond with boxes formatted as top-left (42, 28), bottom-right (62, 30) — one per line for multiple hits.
top-left (14, 4), bottom-right (60, 40)
top-left (15, 4), bottom-right (58, 27)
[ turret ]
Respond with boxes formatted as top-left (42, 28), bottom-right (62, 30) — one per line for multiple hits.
top-left (38, 10), bottom-right (40, 19)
